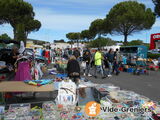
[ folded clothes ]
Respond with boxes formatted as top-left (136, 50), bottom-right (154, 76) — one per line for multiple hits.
top-left (48, 68), bottom-right (57, 71)
top-left (49, 71), bottom-right (57, 75)
top-left (24, 79), bottom-right (54, 86)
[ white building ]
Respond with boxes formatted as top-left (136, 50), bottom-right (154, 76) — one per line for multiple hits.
top-left (50, 42), bottom-right (86, 49)
top-left (104, 45), bottom-right (120, 51)
top-left (72, 43), bottom-right (86, 48)
top-left (51, 43), bottom-right (70, 49)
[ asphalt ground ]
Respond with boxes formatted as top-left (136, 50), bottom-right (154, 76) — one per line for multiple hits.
top-left (86, 70), bottom-right (160, 102)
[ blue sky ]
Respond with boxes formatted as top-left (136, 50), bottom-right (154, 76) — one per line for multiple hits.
top-left (0, 0), bottom-right (159, 43)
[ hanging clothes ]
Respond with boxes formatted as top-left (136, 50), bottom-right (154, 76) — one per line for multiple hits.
top-left (39, 49), bottom-right (43, 56)
top-left (45, 50), bottom-right (51, 64)
top-left (45, 50), bottom-right (49, 58)
top-left (14, 61), bottom-right (32, 81)
top-left (34, 62), bottom-right (44, 80)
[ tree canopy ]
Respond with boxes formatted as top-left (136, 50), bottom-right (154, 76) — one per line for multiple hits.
top-left (152, 0), bottom-right (160, 17)
top-left (66, 32), bottom-right (75, 42)
top-left (66, 32), bottom-right (74, 48)
top-left (88, 37), bottom-right (116, 48)
top-left (124, 40), bottom-right (144, 46)
top-left (123, 40), bottom-right (150, 49)
top-left (0, 33), bottom-right (12, 40)
top-left (66, 32), bottom-right (81, 47)
top-left (107, 1), bottom-right (155, 43)
top-left (80, 30), bottom-right (94, 42)
top-left (0, 0), bottom-right (32, 25)
top-left (0, 0), bottom-right (41, 43)
top-left (54, 39), bottom-right (65, 43)
top-left (89, 19), bottom-right (105, 38)
top-left (24, 19), bottom-right (41, 37)
top-left (71, 32), bottom-right (81, 41)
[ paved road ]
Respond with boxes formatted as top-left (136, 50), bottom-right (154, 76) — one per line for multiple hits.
top-left (87, 70), bottom-right (160, 102)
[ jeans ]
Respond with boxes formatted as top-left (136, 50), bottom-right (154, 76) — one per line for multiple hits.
top-left (108, 62), bottom-right (113, 75)
top-left (113, 61), bottom-right (119, 74)
top-left (94, 65), bottom-right (104, 77)
top-left (83, 64), bottom-right (90, 75)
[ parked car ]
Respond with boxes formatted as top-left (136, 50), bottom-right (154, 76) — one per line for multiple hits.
top-left (148, 49), bottom-right (160, 54)
top-left (0, 48), bottom-right (12, 64)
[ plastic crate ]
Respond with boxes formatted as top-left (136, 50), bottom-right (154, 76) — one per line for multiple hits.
top-left (127, 68), bottom-right (135, 73)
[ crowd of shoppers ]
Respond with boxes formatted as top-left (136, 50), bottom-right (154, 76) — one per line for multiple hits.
top-left (8, 46), bottom-right (121, 81)
top-left (64, 47), bottom-right (122, 82)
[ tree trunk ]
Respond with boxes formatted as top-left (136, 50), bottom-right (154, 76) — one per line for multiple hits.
top-left (77, 40), bottom-right (79, 48)
top-left (71, 43), bottom-right (72, 49)
top-left (71, 40), bottom-right (73, 48)
top-left (98, 33), bottom-right (101, 39)
top-left (13, 28), bottom-right (17, 40)
top-left (24, 32), bottom-right (28, 47)
top-left (124, 34), bottom-right (128, 45)
top-left (25, 32), bottom-right (28, 39)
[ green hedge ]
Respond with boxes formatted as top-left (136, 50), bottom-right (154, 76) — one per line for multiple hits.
top-left (147, 53), bottom-right (160, 59)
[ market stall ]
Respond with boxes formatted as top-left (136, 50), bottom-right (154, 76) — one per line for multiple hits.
top-left (0, 55), bottom-right (160, 120)
top-left (54, 58), bottom-right (67, 73)
top-left (118, 46), bottom-right (153, 75)
top-left (120, 45), bottom-right (148, 59)
top-left (0, 81), bottom-right (160, 120)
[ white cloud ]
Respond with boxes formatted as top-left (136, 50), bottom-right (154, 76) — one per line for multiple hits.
top-left (35, 8), bottom-right (104, 31)
top-left (25, 0), bottom-right (118, 6)
top-left (25, 0), bottom-right (154, 7)
top-left (152, 20), bottom-right (160, 28)
top-left (3, 0), bottom-right (155, 42)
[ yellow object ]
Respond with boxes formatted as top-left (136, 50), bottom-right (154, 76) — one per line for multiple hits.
top-left (94, 52), bottom-right (102, 66)
top-left (29, 81), bottom-right (37, 86)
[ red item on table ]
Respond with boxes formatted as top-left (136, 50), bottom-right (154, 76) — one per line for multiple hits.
top-left (45, 50), bottom-right (51, 64)
top-left (118, 67), bottom-right (123, 71)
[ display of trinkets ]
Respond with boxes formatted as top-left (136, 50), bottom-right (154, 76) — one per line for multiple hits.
top-left (4, 104), bottom-right (30, 120)
top-left (57, 104), bottom-right (63, 111)
top-left (8, 103), bottom-right (30, 116)
top-left (0, 106), bottom-right (4, 115)
top-left (42, 101), bottom-right (55, 111)
top-left (1, 81), bottom-right (160, 120)
top-left (154, 105), bottom-right (160, 114)
top-left (42, 101), bottom-right (58, 120)
top-left (75, 106), bottom-right (82, 112)
top-left (1, 100), bottom-right (159, 120)
top-left (30, 106), bottom-right (42, 120)
top-left (4, 112), bottom-right (16, 120)
top-left (43, 111), bottom-right (58, 120)
top-left (59, 111), bottom-right (71, 119)
top-left (70, 107), bottom-right (87, 120)
top-left (0, 106), bottom-right (4, 120)
top-left (55, 78), bottom-right (63, 82)
top-left (16, 115), bottom-right (32, 120)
